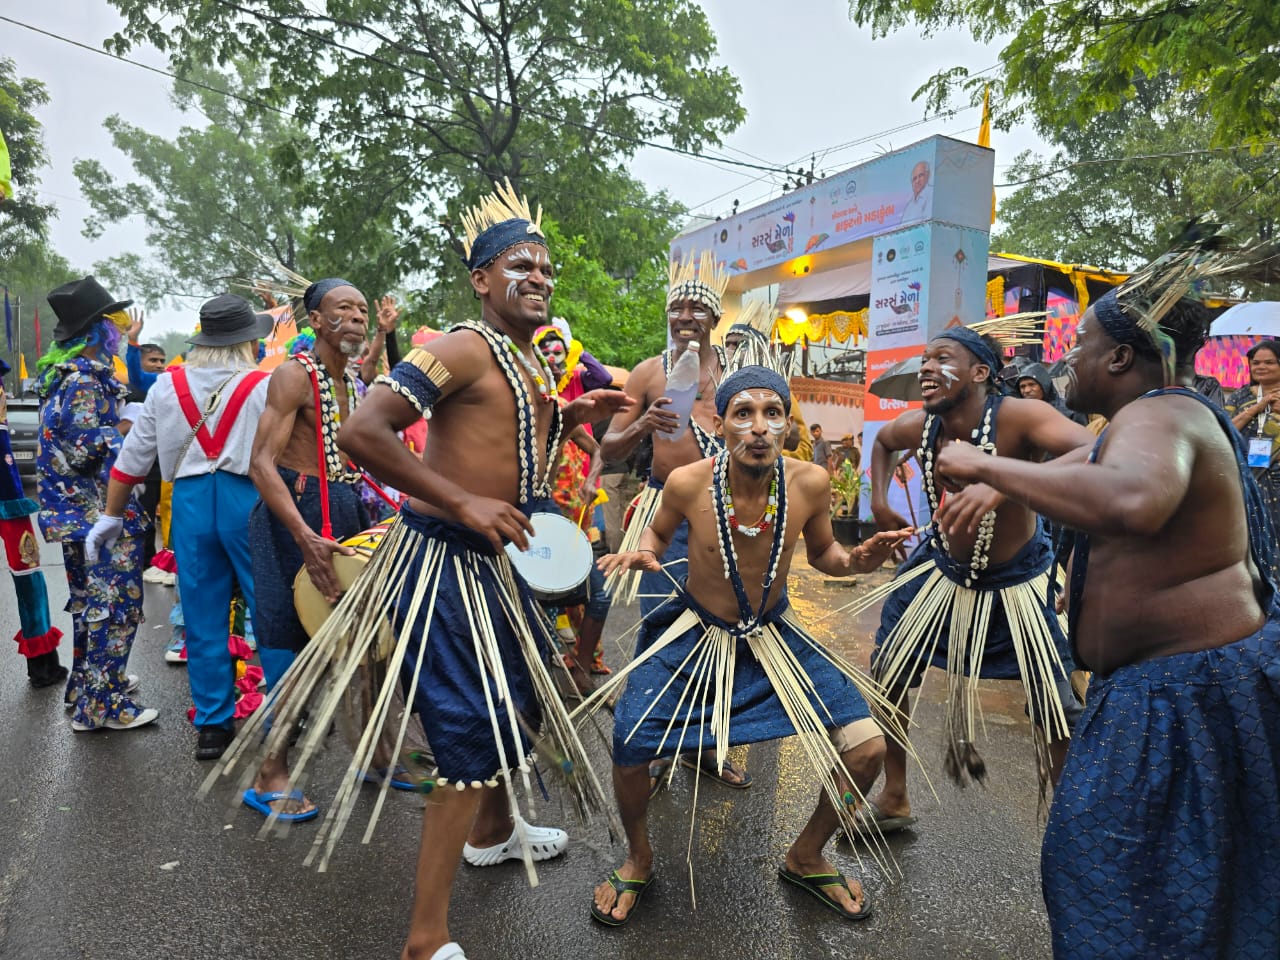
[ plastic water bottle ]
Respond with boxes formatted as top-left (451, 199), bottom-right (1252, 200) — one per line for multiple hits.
top-left (662, 340), bottom-right (700, 442)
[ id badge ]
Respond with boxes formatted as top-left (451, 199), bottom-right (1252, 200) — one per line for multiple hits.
top-left (1249, 437), bottom-right (1271, 469)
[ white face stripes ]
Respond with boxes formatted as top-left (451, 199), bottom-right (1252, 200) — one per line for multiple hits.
top-left (503, 246), bottom-right (554, 302)
top-left (725, 389), bottom-right (788, 454)
top-left (938, 363), bottom-right (959, 386)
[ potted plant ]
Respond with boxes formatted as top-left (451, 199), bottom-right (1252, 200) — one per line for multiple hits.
top-left (830, 461), bottom-right (871, 546)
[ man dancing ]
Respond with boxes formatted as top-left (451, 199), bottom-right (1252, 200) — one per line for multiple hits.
top-left (211, 182), bottom-right (631, 960)
top-left (592, 365), bottom-right (913, 925)
top-left (865, 328), bottom-right (1093, 831)
top-left (244, 277), bottom-right (371, 819)
top-left (90, 295), bottom-right (272, 761)
top-left (936, 255), bottom-right (1280, 959)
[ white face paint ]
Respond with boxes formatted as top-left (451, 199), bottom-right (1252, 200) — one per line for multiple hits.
top-left (724, 389), bottom-right (788, 454)
top-left (938, 363), bottom-right (959, 386)
top-left (502, 246), bottom-right (553, 302)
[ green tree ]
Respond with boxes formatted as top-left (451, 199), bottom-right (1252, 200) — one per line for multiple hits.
top-left (73, 59), bottom-right (323, 309)
top-left (0, 57), bottom-right (57, 263)
top-left (847, 0), bottom-right (1280, 148)
top-left (993, 79), bottom-right (1280, 267)
top-left (1, 240), bottom-right (80, 394)
top-left (539, 220), bottom-right (668, 369)
top-left (104, 0), bottom-right (740, 285)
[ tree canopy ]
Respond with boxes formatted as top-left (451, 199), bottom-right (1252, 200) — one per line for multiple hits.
top-left (847, 0), bottom-right (1280, 149)
top-left (105, 0), bottom-right (743, 288)
top-left (0, 57), bottom-right (57, 264)
top-left (992, 78), bottom-right (1280, 268)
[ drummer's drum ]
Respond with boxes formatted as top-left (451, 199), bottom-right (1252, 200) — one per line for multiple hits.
top-left (505, 512), bottom-right (594, 607)
top-left (293, 522), bottom-right (395, 657)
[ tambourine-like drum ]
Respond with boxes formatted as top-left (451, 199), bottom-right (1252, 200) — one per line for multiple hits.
top-left (505, 511), bottom-right (594, 606)
top-left (293, 522), bottom-right (394, 649)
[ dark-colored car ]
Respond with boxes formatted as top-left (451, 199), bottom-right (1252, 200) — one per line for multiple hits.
top-left (4, 396), bottom-right (41, 482)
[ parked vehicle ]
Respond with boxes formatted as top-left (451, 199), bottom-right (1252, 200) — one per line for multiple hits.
top-left (5, 397), bottom-right (41, 482)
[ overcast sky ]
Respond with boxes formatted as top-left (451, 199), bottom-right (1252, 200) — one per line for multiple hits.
top-left (3, 0), bottom-right (1044, 336)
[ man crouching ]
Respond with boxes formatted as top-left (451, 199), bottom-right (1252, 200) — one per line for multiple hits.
top-left (593, 365), bottom-right (913, 926)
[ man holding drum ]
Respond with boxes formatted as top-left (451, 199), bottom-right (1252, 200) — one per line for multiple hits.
top-left (592, 365), bottom-right (914, 925)
top-left (244, 277), bottom-right (372, 820)
top-left (335, 180), bottom-right (632, 960)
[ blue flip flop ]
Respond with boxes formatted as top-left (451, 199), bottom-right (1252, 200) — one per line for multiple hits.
top-left (241, 787), bottom-right (319, 822)
top-left (359, 766), bottom-right (418, 792)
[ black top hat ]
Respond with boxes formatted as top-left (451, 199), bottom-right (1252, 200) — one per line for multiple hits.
top-left (188, 295), bottom-right (276, 347)
top-left (46, 276), bottom-right (133, 343)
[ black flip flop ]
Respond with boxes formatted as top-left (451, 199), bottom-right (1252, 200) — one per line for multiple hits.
top-left (778, 866), bottom-right (873, 922)
top-left (679, 753), bottom-right (753, 789)
top-left (648, 760), bottom-right (672, 800)
top-left (590, 871), bottom-right (656, 927)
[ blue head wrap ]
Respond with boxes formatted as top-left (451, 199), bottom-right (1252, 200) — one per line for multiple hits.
top-left (303, 278), bottom-right (356, 313)
top-left (1091, 289), bottom-right (1145, 347)
top-left (932, 327), bottom-right (1003, 379)
top-left (715, 365), bottom-right (791, 416)
top-left (465, 219), bottom-right (546, 271)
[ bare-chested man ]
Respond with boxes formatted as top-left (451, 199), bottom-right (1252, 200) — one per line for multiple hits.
top-left (336, 186), bottom-right (631, 960)
top-left (865, 327), bottom-right (1093, 834)
top-left (936, 287), bottom-right (1280, 960)
top-left (244, 278), bottom-right (371, 820)
top-left (601, 253), bottom-right (753, 791)
top-left (593, 365), bottom-right (913, 926)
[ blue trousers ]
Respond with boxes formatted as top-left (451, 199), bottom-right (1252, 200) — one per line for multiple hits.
top-left (172, 472), bottom-right (259, 730)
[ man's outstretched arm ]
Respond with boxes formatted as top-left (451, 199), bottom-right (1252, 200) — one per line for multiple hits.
top-left (935, 400), bottom-right (1191, 537)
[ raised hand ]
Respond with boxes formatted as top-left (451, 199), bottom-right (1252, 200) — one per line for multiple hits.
top-left (376, 295), bottom-right (399, 333)
top-left (126, 307), bottom-right (144, 343)
top-left (935, 483), bottom-right (1005, 538)
top-left (564, 389), bottom-right (636, 430)
top-left (638, 396), bottom-right (680, 435)
top-left (597, 549), bottom-right (663, 575)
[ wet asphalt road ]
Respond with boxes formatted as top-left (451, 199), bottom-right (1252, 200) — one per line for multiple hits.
top-left (0, 491), bottom-right (1054, 960)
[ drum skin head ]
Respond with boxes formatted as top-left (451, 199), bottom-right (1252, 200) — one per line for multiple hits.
top-left (505, 512), bottom-right (593, 604)
top-left (293, 552), bottom-right (370, 637)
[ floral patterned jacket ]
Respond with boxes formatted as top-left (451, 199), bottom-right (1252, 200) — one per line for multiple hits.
top-left (36, 355), bottom-right (144, 543)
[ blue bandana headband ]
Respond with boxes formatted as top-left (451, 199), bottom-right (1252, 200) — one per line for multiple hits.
top-left (933, 327), bottom-right (1003, 379)
top-left (465, 218), bottom-right (546, 271)
top-left (303, 277), bottom-right (356, 313)
top-left (715, 365), bottom-right (791, 416)
top-left (1091, 289), bottom-right (1145, 347)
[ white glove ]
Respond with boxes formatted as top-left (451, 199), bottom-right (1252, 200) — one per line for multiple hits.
top-left (85, 514), bottom-right (124, 564)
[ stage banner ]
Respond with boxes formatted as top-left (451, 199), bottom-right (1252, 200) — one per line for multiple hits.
top-left (868, 225), bottom-right (931, 351)
top-left (674, 136), bottom-right (994, 278)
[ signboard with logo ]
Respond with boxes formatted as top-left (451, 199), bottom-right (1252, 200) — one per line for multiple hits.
top-left (672, 135), bottom-right (993, 279)
top-left (868, 225), bottom-right (931, 350)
